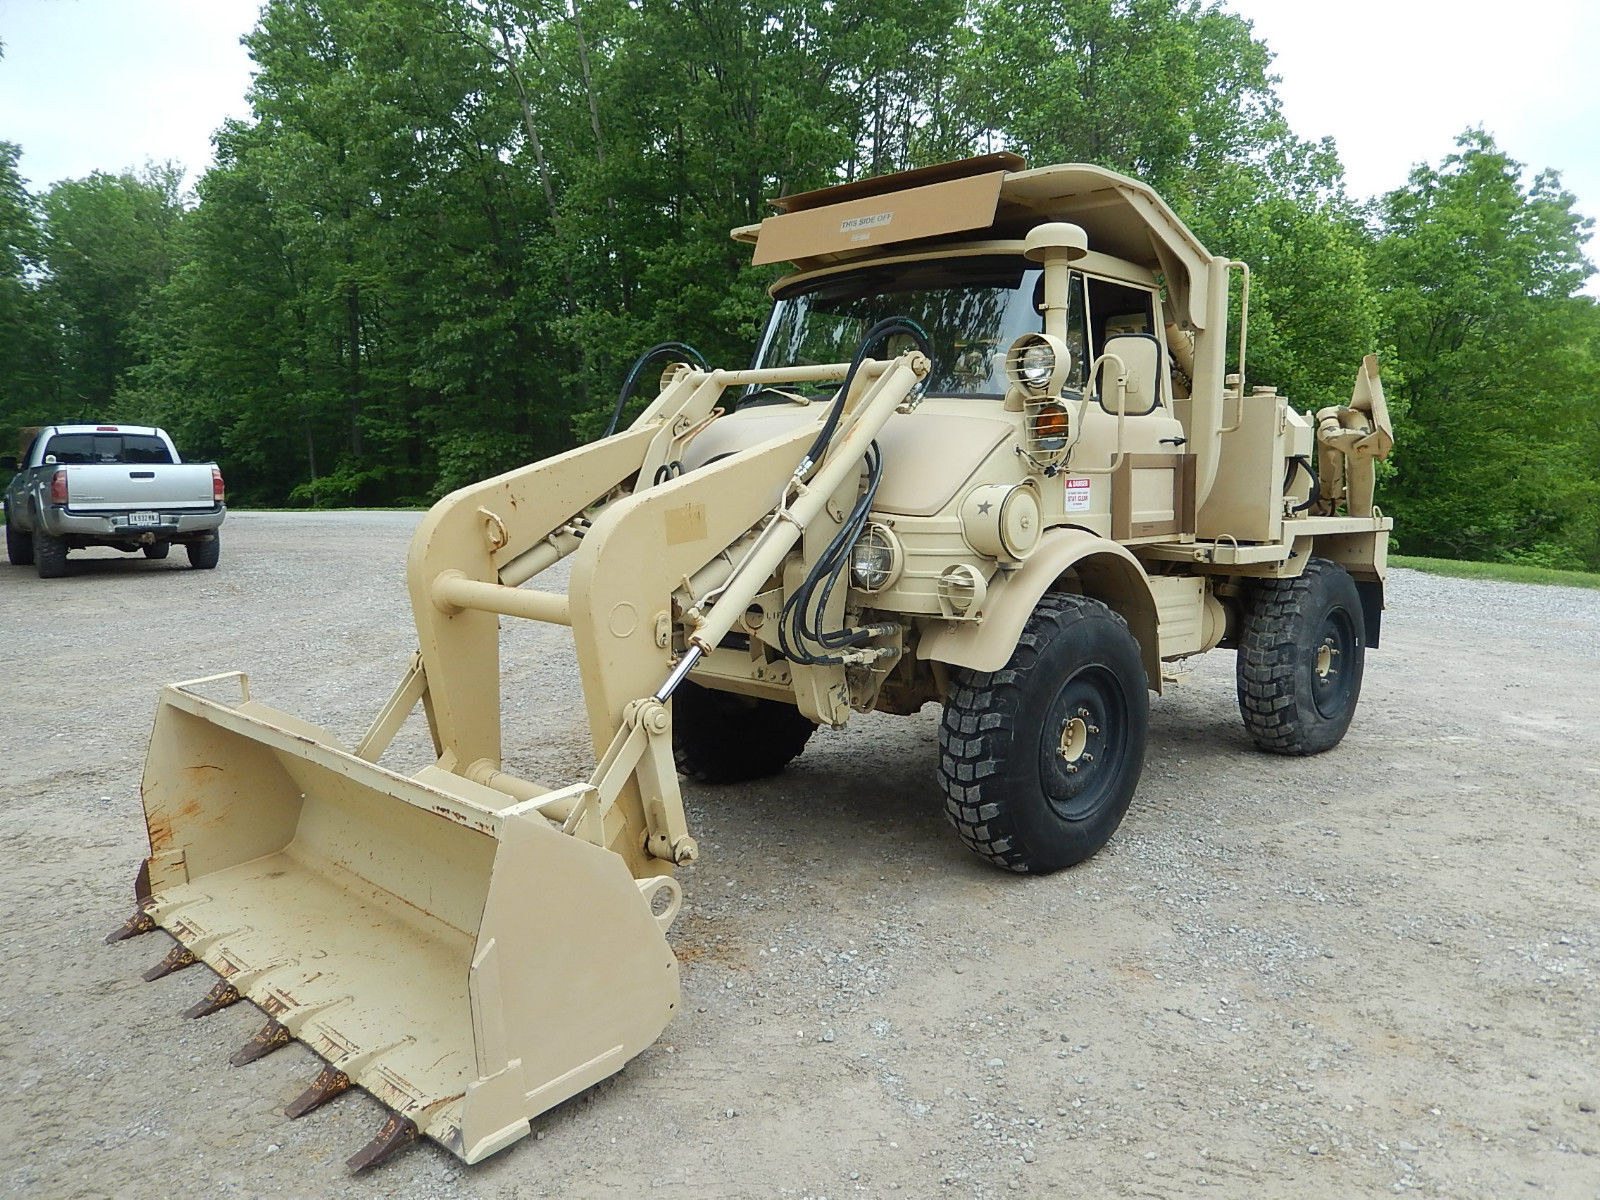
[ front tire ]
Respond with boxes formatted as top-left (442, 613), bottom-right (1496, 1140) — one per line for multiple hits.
top-left (1236, 557), bottom-right (1366, 755)
top-left (939, 594), bottom-right (1149, 873)
top-left (34, 527), bottom-right (68, 578)
top-left (6, 519), bottom-right (33, 566)
top-left (143, 542), bottom-right (170, 560)
top-left (672, 679), bottom-right (817, 783)
top-left (186, 533), bottom-right (220, 569)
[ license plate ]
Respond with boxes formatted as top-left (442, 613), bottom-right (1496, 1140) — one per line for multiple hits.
top-left (127, 511), bottom-right (160, 527)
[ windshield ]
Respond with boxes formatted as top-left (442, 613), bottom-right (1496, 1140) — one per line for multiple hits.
top-left (754, 256), bottom-right (1056, 398)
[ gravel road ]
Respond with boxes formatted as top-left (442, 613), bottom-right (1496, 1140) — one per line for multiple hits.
top-left (2, 512), bottom-right (1597, 1200)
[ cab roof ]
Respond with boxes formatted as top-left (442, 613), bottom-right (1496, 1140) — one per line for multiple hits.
top-left (733, 155), bottom-right (1217, 329)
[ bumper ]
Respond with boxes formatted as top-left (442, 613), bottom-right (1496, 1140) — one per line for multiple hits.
top-left (45, 506), bottom-right (226, 543)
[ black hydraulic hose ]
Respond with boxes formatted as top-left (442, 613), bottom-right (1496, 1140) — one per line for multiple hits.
top-left (1287, 455), bottom-right (1320, 513)
top-left (798, 317), bottom-right (932, 477)
top-left (604, 341), bottom-right (710, 438)
top-left (778, 441), bottom-right (893, 665)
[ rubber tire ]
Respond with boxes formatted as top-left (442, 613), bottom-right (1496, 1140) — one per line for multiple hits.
top-left (1236, 557), bottom-right (1366, 755)
top-left (34, 527), bottom-right (68, 578)
top-left (672, 678), bottom-right (817, 783)
top-left (186, 533), bottom-right (220, 570)
top-left (143, 542), bottom-right (170, 560)
top-left (939, 593), bottom-right (1149, 874)
top-left (6, 520), bottom-right (33, 566)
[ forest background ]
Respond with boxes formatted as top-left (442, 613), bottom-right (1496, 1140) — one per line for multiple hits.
top-left (2, 0), bottom-right (1597, 568)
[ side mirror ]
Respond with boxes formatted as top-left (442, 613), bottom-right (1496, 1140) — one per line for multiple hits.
top-left (1097, 334), bottom-right (1162, 416)
top-left (0, 455), bottom-right (16, 472)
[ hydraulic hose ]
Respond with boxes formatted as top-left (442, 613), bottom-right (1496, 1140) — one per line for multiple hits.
top-left (604, 341), bottom-right (710, 438)
top-left (797, 317), bottom-right (931, 478)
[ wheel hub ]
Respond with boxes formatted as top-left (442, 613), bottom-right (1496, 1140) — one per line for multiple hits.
top-left (1056, 707), bottom-right (1100, 773)
top-left (1040, 678), bottom-right (1124, 822)
top-left (1057, 717), bottom-right (1087, 763)
top-left (1310, 609), bottom-right (1358, 721)
top-left (1314, 638), bottom-right (1339, 680)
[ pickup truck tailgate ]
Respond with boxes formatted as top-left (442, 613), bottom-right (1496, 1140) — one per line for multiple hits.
top-left (65, 463), bottom-right (217, 510)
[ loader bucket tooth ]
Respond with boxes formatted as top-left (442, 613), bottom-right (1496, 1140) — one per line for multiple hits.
top-left (142, 943), bottom-right (197, 981)
top-left (106, 909), bottom-right (157, 943)
top-left (346, 1111), bottom-right (418, 1173)
top-left (231, 1019), bottom-right (292, 1066)
top-left (183, 980), bottom-right (241, 1020)
top-left (286, 1065), bottom-right (352, 1118)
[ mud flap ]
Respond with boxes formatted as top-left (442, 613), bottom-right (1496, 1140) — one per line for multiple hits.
top-left (129, 676), bottom-right (681, 1166)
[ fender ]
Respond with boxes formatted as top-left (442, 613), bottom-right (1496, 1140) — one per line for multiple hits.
top-left (916, 528), bottom-right (1162, 691)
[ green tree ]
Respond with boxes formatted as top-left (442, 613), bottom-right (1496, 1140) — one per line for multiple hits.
top-left (1372, 130), bottom-right (1599, 567)
top-left (0, 140), bottom-right (60, 450)
top-left (40, 164), bottom-right (186, 414)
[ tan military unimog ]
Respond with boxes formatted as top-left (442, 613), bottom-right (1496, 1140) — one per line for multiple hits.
top-left (111, 154), bottom-right (1392, 1169)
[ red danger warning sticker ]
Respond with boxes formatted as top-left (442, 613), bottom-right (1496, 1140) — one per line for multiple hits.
top-left (1064, 477), bottom-right (1092, 511)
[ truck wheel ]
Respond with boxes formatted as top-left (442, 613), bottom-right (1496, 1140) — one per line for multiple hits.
top-left (143, 542), bottom-right (170, 560)
top-left (187, 533), bottom-right (220, 570)
top-left (5, 521), bottom-right (33, 566)
top-left (34, 527), bottom-right (68, 578)
top-left (1236, 557), bottom-right (1365, 755)
top-left (940, 594), bottom-right (1149, 873)
top-left (672, 679), bottom-right (816, 783)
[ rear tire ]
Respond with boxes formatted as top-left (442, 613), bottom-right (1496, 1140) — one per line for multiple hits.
top-left (143, 542), bottom-right (170, 560)
top-left (1236, 557), bottom-right (1365, 755)
top-left (671, 679), bottom-right (817, 783)
top-left (34, 527), bottom-right (67, 578)
top-left (6, 519), bottom-right (33, 566)
top-left (939, 594), bottom-right (1149, 873)
top-left (186, 533), bottom-right (220, 570)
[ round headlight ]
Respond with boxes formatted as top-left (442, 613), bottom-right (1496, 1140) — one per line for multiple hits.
top-left (1018, 342), bottom-right (1056, 388)
top-left (849, 523), bottom-right (903, 592)
top-left (1005, 333), bottom-right (1070, 395)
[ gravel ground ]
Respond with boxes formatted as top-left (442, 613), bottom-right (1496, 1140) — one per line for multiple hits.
top-left (2, 511), bottom-right (1597, 1200)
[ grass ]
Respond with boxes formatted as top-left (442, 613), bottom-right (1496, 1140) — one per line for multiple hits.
top-left (1391, 555), bottom-right (1600, 591)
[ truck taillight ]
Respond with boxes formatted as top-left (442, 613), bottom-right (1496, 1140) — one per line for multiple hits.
top-left (50, 469), bottom-right (68, 505)
top-left (212, 466), bottom-right (225, 503)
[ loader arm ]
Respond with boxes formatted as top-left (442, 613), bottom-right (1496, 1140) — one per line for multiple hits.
top-left (402, 351), bottom-right (929, 878)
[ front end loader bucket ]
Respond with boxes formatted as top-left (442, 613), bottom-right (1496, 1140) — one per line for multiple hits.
top-left (125, 674), bottom-right (681, 1168)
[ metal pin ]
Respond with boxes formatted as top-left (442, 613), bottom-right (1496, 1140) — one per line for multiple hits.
top-left (142, 944), bottom-right (197, 981)
top-left (231, 1019), bottom-right (292, 1066)
top-left (347, 1111), bottom-right (419, 1172)
top-left (287, 1065), bottom-right (353, 1118)
top-left (183, 980), bottom-right (241, 1020)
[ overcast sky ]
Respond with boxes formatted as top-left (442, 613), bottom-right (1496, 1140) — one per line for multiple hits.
top-left (2, 0), bottom-right (1597, 284)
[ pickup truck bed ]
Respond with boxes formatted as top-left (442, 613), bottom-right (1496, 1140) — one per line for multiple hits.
top-left (4, 424), bottom-right (226, 578)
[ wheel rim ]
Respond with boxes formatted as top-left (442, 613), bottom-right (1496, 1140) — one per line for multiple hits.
top-left (1311, 605), bottom-right (1358, 720)
top-left (1037, 665), bottom-right (1129, 822)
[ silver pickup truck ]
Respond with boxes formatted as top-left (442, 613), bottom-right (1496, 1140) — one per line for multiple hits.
top-left (3, 424), bottom-right (226, 578)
